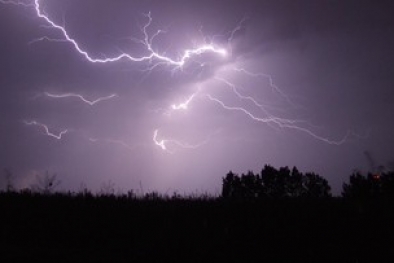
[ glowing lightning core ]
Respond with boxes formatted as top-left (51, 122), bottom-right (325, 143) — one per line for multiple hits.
top-left (23, 120), bottom-right (68, 140)
top-left (171, 92), bottom-right (197, 111)
top-left (153, 129), bottom-right (167, 150)
top-left (44, 92), bottom-right (117, 106)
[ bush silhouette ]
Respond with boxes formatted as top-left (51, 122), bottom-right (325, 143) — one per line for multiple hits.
top-left (30, 171), bottom-right (61, 194)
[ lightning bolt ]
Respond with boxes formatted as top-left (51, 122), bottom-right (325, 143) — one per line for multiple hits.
top-left (214, 77), bottom-right (272, 116)
top-left (231, 67), bottom-right (299, 108)
top-left (153, 129), bottom-right (208, 153)
top-left (2, 0), bottom-right (360, 154)
top-left (23, 120), bottom-right (68, 140)
top-left (18, 0), bottom-right (227, 68)
top-left (171, 93), bottom-right (197, 111)
top-left (158, 89), bottom-right (199, 117)
top-left (213, 77), bottom-right (307, 125)
top-left (205, 94), bottom-right (349, 145)
top-left (153, 129), bottom-right (168, 151)
top-left (44, 92), bottom-right (117, 106)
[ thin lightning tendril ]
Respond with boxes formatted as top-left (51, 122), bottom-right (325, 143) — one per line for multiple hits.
top-left (153, 129), bottom-right (208, 152)
top-left (0, 0), bottom-right (32, 7)
top-left (231, 67), bottom-right (296, 106)
top-left (28, 36), bottom-right (68, 45)
top-left (205, 94), bottom-right (349, 145)
top-left (23, 120), bottom-right (68, 140)
top-left (214, 77), bottom-right (307, 125)
top-left (44, 92), bottom-right (117, 106)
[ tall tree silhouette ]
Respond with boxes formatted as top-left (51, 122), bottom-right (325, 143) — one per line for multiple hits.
top-left (303, 172), bottom-right (331, 198)
top-left (287, 167), bottom-right (304, 197)
top-left (222, 171), bottom-right (241, 198)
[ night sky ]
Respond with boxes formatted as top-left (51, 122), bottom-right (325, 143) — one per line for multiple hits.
top-left (1, 0), bottom-right (394, 195)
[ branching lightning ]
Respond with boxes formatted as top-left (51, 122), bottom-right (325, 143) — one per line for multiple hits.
top-left (23, 120), bottom-right (68, 140)
top-left (231, 67), bottom-right (295, 105)
top-left (205, 94), bottom-right (349, 145)
top-left (24, 0), bottom-right (226, 68)
top-left (2, 0), bottom-right (357, 154)
top-left (44, 92), bottom-right (117, 106)
top-left (213, 77), bottom-right (307, 125)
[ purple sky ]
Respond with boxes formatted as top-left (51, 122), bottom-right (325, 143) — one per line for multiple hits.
top-left (1, 0), bottom-right (394, 195)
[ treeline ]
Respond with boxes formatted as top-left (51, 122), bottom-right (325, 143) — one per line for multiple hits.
top-left (222, 164), bottom-right (394, 201)
top-left (2, 165), bottom-right (394, 201)
top-left (222, 165), bottom-right (331, 199)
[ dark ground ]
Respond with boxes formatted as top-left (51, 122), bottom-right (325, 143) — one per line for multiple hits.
top-left (1, 192), bottom-right (394, 262)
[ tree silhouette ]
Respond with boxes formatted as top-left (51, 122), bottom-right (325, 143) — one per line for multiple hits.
top-left (240, 170), bottom-right (261, 199)
top-left (222, 165), bottom-right (331, 199)
top-left (287, 167), bottom-right (304, 197)
top-left (303, 172), bottom-right (331, 198)
top-left (342, 171), bottom-right (394, 200)
top-left (3, 168), bottom-right (14, 192)
top-left (222, 171), bottom-right (242, 198)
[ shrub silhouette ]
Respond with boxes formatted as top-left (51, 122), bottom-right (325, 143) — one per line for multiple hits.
top-left (222, 165), bottom-right (331, 199)
top-left (30, 171), bottom-right (61, 194)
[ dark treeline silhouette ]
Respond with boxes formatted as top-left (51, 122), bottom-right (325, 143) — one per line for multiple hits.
top-left (1, 165), bottom-right (394, 262)
top-left (222, 165), bottom-right (331, 199)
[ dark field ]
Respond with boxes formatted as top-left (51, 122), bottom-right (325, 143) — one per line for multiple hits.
top-left (1, 192), bottom-right (394, 262)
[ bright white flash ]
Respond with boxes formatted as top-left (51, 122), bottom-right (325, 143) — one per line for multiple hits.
top-left (23, 120), bottom-right (68, 140)
top-left (44, 92), bottom-right (117, 106)
top-left (171, 93), bottom-right (197, 111)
